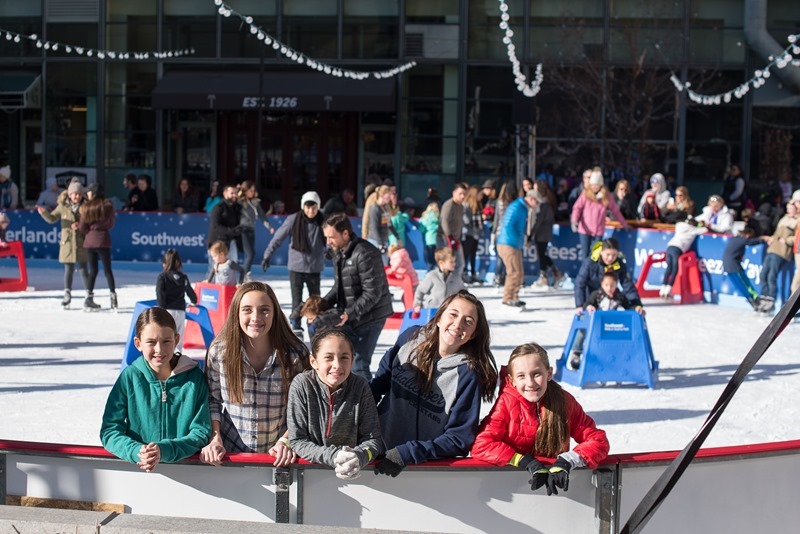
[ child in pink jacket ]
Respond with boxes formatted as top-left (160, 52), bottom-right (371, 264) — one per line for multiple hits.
top-left (471, 342), bottom-right (609, 496)
top-left (571, 170), bottom-right (628, 258)
top-left (387, 243), bottom-right (419, 289)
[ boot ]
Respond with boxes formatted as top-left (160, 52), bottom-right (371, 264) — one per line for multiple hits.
top-left (110, 292), bottom-right (118, 311)
top-left (758, 296), bottom-right (775, 314)
top-left (61, 289), bottom-right (71, 309)
top-left (533, 273), bottom-right (549, 288)
top-left (550, 266), bottom-right (565, 288)
top-left (83, 292), bottom-right (101, 312)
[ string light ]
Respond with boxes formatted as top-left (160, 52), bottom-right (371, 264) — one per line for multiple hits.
top-left (498, 0), bottom-right (544, 97)
top-left (0, 28), bottom-right (195, 60)
top-left (212, 0), bottom-right (415, 80)
top-left (670, 33), bottom-right (800, 106)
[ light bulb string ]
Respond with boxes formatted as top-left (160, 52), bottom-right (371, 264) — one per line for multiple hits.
top-left (498, 0), bottom-right (544, 98)
top-left (667, 33), bottom-right (800, 106)
top-left (213, 0), bottom-right (415, 79)
top-left (0, 27), bottom-right (194, 60)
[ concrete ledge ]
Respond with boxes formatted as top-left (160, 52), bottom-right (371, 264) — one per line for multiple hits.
top-left (0, 505), bottom-right (428, 534)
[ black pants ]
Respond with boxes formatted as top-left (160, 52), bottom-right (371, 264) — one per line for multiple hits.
top-left (86, 248), bottom-right (116, 293)
top-left (535, 241), bottom-right (554, 273)
top-left (462, 236), bottom-right (478, 277)
top-left (289, 270), bottom-right (321, 327)
top-left (64, 262), bottom-right (89, 291)
top-left (662, 246), bottom-right (683, 286)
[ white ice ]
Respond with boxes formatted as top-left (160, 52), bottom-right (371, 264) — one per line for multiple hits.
top-left (0, 264), bottom-right (798, 455)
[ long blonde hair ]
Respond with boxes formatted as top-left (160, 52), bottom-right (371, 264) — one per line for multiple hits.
top-left (507, 343), bottom-right (569, 457)
top-left (206, 281), bottom-right (309, 404)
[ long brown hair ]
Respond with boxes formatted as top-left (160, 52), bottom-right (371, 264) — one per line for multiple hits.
top-left (135, 306), bottom-right (178, 338)
top-left (408, 290), bottom-right (497, 402)
top-left (79, 197), bottom-right (114, 225)
top-left (465, 185), bottom-right (481, 213)
top-left (535, 180), bottom-right (557, 207)
top-left (508, 343), bottom-right (569, 457)
top-left (207, 281), bottom-right (309, 404)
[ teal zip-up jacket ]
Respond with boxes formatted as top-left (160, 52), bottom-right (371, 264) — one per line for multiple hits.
top-left (100, 354), bottom-right (211, 464)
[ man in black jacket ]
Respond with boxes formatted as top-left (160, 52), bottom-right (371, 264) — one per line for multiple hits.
top-left (323, 212), bottom-right (393, 380)
top-left (206, 185), bottom-right (242, 277)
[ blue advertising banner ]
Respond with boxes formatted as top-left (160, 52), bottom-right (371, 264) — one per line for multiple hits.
top-left (3, 209), bottom-right (791, 308)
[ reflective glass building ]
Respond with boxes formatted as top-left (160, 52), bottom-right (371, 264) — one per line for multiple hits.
top-left (0, 0), bottom-right (798, 209)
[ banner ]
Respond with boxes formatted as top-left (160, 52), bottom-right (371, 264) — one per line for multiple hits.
top-left (4, 209), bottom-right (791, 306)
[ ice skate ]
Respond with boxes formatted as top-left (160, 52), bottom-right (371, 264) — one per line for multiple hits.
top-left (502, 299), bottom-right (526, 310)
top-left (757, 296), bottom-right (775, 315)
top-left (110, 292), bottom-right (118, 312)
top-left (530, 273), bottom-right (550, 292)
top-left (569, 350), bottom-right (582, 370)
top-left (550, 266), bottom-right (566, 289)
top-left (61, 289), bottom-right (71, 309)
top-left (83, 293), bottom-right (101, 312)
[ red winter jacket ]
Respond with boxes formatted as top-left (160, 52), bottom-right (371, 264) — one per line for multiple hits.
top-left (471, 380), bottom-right (609, 469)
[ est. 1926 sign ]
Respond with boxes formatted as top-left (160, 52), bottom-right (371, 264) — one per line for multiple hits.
top-left (242, 96), bottom-right (299, 108)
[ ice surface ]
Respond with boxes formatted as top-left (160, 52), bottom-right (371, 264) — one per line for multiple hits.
top-left (1, 264), bottom-right (798, 455)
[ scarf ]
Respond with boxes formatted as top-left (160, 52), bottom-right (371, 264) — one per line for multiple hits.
top-left (291, 211), bottom-right (323, 253)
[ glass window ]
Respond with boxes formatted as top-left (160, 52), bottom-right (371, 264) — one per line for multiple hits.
top-left (105, 96), bottom-right (155, 132)
top-left (283, 0), bottom-right (336, 16)
top-left (530, 0), bottom-right (602, 18)
top-left (221, 1), bottom-right (276, 58)
top-left (407, 0), bottom-right (458, 23)
top-left (343, 1), bottom-right (399, 60)
top-left (106, 23), bottom-right (157, 56)
top-left (45, 23), bottom-right (98, 56)
top-left (689, 28), bottom-right (745, 64)
top-left (164, 0), bottom-right (216, 57)
top-left (282, 17), bottom-right (337, 58)
top-left (105, 131), bottom-right (155, 168)
top-left (0, 18), bottom-right (41, 58)
top-left (691, 0), bottom-right (744, 27)
top-left (106, 63), bottom-right (156, 95)
top-left (609, 26), bottom-right (682, 64)
top-left (611, 0), bottom-right (681, 19)
top-left (46, 63), bottom-right (97, 167)
top-left (468, 0), bottom-right (523, 60)
top-left (107, 0), bottom-right (155, 19)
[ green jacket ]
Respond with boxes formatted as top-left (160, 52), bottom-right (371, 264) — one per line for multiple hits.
top-left (419, 211), bottom-right (439, 247)
top-left (100, 354), bottom-right (211, 464)
top-left (389, 211), bottom-right (409, 247)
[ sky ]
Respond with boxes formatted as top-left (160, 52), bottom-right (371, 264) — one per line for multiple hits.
top-left (1, 263), bottom-right (798, 455)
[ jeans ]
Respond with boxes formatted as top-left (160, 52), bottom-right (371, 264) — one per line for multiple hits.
top-left (661, 246), bottom-right (682, 286)
top-left (64, 262), bottom-right (89, 292)
top-left (579, 233), bottom-right (601, 259)
top-left (424, 245), bottom-right (436, 271)
top-left (760, 253), bottom-right (787, 299)
top-left (86, 248), bottom-right (116, 293)
top-left (241, 229), bottom-right (256, 275)
top-left (289, 270), bottom-right (321, 327)
top-left (344, 317), bottom-right (387, 381)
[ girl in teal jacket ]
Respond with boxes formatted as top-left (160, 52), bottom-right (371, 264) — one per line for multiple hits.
top-left (101, 307), bottom-right (211, 471)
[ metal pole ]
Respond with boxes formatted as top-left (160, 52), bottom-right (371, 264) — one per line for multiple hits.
top-left (273, 467), bottom-right (292, 523)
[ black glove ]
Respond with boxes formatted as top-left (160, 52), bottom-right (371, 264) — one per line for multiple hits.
top-left (232, 225), bottom-right (244, 237)
top-left (520, 454), bottom-right (549, 492)
top-left (261, 257), bottom-right (270, 272)
top-left (374, 448), bottom-right (405, 478)
top-left (545, 458), bottom-right (572, 496)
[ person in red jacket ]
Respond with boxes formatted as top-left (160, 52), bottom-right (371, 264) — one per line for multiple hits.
top-left (471, 342), bottom-right (609, 495)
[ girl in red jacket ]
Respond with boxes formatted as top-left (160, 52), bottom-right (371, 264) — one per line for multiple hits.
top-left (471, 342), bottom-right (609, 495)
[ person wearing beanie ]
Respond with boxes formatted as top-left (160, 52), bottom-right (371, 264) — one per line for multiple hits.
top-left (36, 180), bottom-right (90, 309)
top-left (261, 190), bottom-right (326, 332)
top-left (0, 165), bottom-right (19, 210)
top-left (571, 169), bottom-right (629, 258)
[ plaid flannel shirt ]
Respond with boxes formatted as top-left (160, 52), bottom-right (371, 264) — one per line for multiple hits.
top-left (206, 342), bottom-right (303, 453)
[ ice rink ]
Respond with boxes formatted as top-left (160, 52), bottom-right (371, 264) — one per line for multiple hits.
top-left (1, 263), bottom-right (798, 455)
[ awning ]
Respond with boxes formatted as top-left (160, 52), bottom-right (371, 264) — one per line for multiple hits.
top-left (0, 73), bottom-right (42, 110)
top-left (151, 71), bottom-right (396, 112)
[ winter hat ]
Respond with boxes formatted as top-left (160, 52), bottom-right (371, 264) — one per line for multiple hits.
top-left (0, 165), bottom-right (9, 179)
top-left (300, 191), bottom-right (321, 206)
top-left (85, 183), bottom-right (99, 197)
top-left (481, 179), bottom-right (495, 190)
top-left (792, 189), bottom-right (800, 202)
top-left (650, 173), bottom-right (665, 185)
top-left (589, 171), bottom-right (604, 186)
top-left (67, 181), bottom-right (83, 195)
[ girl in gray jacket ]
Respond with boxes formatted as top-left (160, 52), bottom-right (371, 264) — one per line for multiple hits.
top-left (287, 329), bottom-right (384, 480)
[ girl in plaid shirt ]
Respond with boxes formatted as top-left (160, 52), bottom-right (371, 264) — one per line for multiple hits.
top-left (200, 281), bottom-right (309, 466)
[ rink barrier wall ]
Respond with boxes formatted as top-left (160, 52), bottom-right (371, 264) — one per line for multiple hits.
top-left (1, 209), bottom-right (791, 309)
top-left (1, 439), bottom-right (799, 533)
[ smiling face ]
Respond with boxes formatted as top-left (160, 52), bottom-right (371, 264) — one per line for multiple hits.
top-left (437, 297), bottom-right (478, 356)
top-left (509, 353), bottom-right (552, 403)
top-left (310, 335), bottom-right (353, 392)
top-left (134, 323), bottom-right (178, 380)
top-left (303, 202), bottom-right (319, 218)
top-left (599, 248), bottom-right (619, 265)
top-left (238, 290), bottom-right (273, 341)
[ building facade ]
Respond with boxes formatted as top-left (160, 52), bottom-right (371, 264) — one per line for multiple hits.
top-left (0, 0), bottom-right (798, 210)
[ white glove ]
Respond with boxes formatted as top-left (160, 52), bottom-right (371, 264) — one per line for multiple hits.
top-left (334, 446), bottom-right (361, 480)
top-left (570, 221), bottom-right (578, 233)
